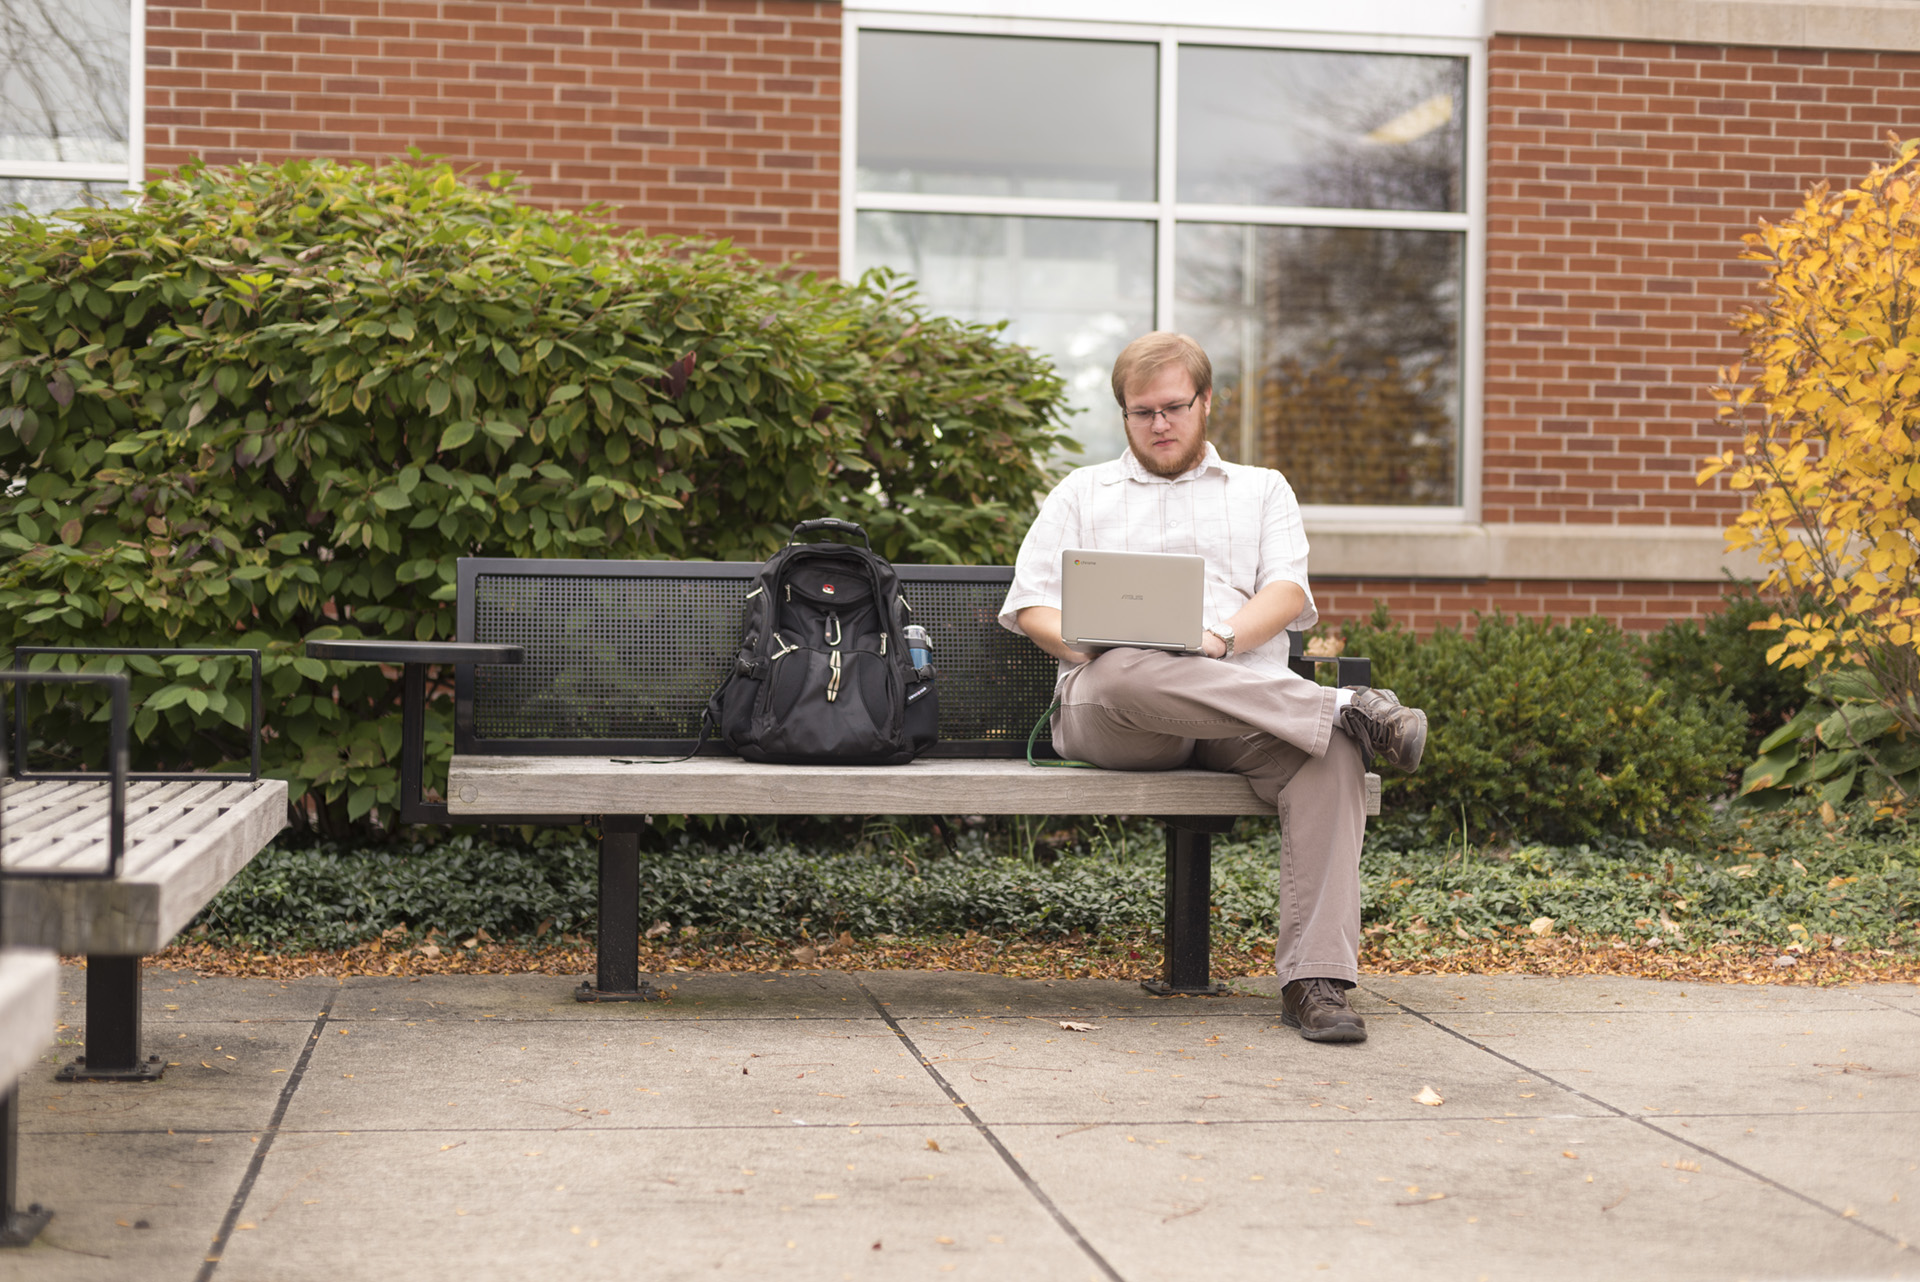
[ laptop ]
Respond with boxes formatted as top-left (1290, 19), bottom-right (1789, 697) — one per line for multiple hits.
top-left (1059, 549), bottom-right (1206, 652)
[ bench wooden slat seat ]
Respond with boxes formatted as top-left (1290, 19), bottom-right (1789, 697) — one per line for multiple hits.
top-left (6, 779), bottom-right (252, 868)
top-left (3, 778), bottom-right (287, 955)
top-left (449, 755), bottom-right (1381, 819)
top-left (2, 771), bottom-right (286, 1082)
top-left (0, 949), bottom-right (58, 1246)
top-left (321, 556), bottom-right (1380, 1003)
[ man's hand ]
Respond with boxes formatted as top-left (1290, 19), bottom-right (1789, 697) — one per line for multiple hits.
top-left (1014, 606), bottom-right (1097, 666)
top-left (1206, 581), bottom-right (1307, 658)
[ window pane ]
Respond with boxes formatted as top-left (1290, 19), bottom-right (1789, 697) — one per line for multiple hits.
top-left (856, 212), bottom-right (1155, 463)
top-left (858, 32), bottom-right (1156, 201)
top-left (0, 177), bottom-right (130, 215)
top-left (1176, 224), bottom-right (1461, 506)
top-left (0, 0), bottom-right (130, 165)
top-left (1178, 47), bottom-right (1463, 212)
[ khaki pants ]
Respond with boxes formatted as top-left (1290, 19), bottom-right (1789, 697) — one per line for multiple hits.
top-left (1052, 648), bottom-right (1367, 987)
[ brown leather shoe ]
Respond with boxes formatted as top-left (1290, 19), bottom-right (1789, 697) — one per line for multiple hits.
top-left (1281, 978), bottom-right (1368, 1043)
top-left (1339, 687), bottom-right (1427, 774)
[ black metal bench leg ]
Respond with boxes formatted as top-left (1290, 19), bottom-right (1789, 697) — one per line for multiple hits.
top-left (575, 818), bottom-right (659, 1003)
top-left (57, 955), bottom-right (162, 1083)
top-left (1143, 819), bottom-right (1230, 997)
top-left (0, 1083), bottom-right (52, 1248)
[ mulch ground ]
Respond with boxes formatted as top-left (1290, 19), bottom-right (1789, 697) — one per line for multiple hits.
top-left (142, 930), bottom-right (1920, 989)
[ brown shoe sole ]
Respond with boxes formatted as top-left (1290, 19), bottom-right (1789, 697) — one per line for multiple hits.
top-left (1280, 1011), bottom-right (1368, 1044)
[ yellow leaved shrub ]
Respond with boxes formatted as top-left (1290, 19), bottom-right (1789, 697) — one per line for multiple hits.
top-left (1701, 137), bottom-right (1920, 788)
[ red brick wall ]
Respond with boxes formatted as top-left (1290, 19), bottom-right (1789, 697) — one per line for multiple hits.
top-left (1312, 578), bottom-right (1729, 635)
top-left (145, 0), bottom-right (842, 269)
top-left (1483, 37), bottom-right (1920, 531)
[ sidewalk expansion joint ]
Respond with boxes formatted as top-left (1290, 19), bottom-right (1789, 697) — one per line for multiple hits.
top-left (1863, 995), bottom-right (1920, 1022)
top-left (194, 991), bottom-right (337, 1282)
top-left (855, 975), bottom-right (1129, 1282)
top-left (1365, 985), bottom-right (1919, 1258)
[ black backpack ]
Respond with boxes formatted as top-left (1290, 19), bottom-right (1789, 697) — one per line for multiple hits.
top-left (708, 519), bottom-right (938, 765)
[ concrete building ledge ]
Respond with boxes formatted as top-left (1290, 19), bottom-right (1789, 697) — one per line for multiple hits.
top-left (1489, 0), bottom-right (1920, 53)
top-left (1307, 522), bottom-right (1766, 581)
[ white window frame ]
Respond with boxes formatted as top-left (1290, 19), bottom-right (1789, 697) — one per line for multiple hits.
top-left (842, 9), bottom-right (1487, 527)
top-left (0, 0), bottom-right (146, 197)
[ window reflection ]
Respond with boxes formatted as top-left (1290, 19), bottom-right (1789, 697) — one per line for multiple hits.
top-left (850, 27), bottom-right (1474, 501)
top-left (858, 32), bottom-right (1157, 201)
top-left (1178, 46), bottom-right (1463, 212)
top-left (0, 0), bottom-right (130, 165)
top-left (855, 212), bottom-right (1156, 463)
top-left (0, 177), bottom-right (130, 215)
top-left (1177, 224), bottom-right (1462, 506)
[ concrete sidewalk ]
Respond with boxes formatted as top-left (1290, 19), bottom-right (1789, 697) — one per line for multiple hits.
top-left (7, 965), bottom-right (1919, 1281)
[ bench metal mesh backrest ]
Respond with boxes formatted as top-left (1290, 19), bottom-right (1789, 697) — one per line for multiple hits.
top-left (454, 559), bottom-right (1058, 758)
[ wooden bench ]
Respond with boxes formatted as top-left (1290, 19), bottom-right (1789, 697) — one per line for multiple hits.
top-left (312, 556), bottom-right (1375, 1001)
top-left (0, 948), bottom-right (57, 1247)
top-left (0, 657), bottom-right (288, 1082)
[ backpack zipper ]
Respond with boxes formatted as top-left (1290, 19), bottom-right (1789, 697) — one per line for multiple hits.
top-left (827, 650), bottom-right (841, 702)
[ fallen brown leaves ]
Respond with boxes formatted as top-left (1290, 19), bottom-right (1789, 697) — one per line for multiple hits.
top-left (1361, 936), bottom-right (1920, 986)
top-left (143, 930), bottom-right (1920, 988)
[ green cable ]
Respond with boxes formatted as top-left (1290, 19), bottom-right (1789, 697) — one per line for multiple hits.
top-left (1026, 698), bottom-right (1101, 769)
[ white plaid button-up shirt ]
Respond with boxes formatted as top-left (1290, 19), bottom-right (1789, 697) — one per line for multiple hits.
top-left (998, 443), bottom-right (1318, 682)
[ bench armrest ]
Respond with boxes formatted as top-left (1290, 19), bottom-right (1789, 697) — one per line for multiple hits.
top-left (1285, 631), bottom-right (1372, 689)
top-left (305, 639), bottom-right (559, 826)
top-left (0, 670), bottom-right (129, 879)
top-left (15, 646), bottom-right (264, 783)
top-left (306, 640), bottom-right (524, 665)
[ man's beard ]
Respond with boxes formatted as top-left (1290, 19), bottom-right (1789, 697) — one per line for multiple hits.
top-left (1130, 427), bottom-right (1209, 478)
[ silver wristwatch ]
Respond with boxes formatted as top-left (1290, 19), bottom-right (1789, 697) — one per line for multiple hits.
top-left (1205, 622), bottom-right (1236, 657)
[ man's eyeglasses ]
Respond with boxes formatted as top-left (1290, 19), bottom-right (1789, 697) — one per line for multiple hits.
top-left (1122, 392), bottom-right (1203, 430)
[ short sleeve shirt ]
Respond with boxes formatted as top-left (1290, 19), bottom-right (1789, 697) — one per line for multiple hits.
top-left (998, 443), bottom-right (1318, 681)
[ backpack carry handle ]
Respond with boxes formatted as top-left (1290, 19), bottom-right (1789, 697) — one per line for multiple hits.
top-left (789, 517), bottom-right (870, 548)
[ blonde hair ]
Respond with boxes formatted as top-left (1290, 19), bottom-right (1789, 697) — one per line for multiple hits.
top-left (1110, 332), bottom-right (1212, 407)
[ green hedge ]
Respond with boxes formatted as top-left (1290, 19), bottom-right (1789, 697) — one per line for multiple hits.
top-left (191, 806), bottom-right (1920, 953)
top-left (1337, 610), bottom-right (1747, 842)
top-left (0, 159), bottom-right (1073, 829)
top-left (1644, 586), bottom-right (1807, 757)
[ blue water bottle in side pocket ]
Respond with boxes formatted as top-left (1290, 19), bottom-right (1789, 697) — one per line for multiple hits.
top-left (902, 624), bottom-right (932, 672)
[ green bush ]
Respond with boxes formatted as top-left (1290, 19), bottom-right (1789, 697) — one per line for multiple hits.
top-left (1358, 804), bottom-right (1919, 950)
top-left (1338, 609), bottom-right (1746, 842)
top-left (1737, 667), bottom-right (1920, 809)
top-left (192, 805), bottom-right (1920, 953)
top-left (1644, 585), bottom-right (1806, 757)
top-left (196, 824), bottom-right (1167, 949)
top-left (0, 159), bottom-right (1072, 828)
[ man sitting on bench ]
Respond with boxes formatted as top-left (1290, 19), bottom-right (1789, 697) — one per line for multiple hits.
top-left (999, 331), bottom-right (1428, 1044)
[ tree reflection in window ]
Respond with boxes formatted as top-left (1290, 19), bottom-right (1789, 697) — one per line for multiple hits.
top-left (1179, 225), bottom-right (1461, 506)
top-left (0, 0), bottom-right (130, 166)
top-left (1179, 46), bottom-right (1464, 213)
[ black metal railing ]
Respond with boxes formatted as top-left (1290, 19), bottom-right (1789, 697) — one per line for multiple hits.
top-left (0, 670), bottom-right (131, 880)
top-left (11, 648), bottom-right (262, 782)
